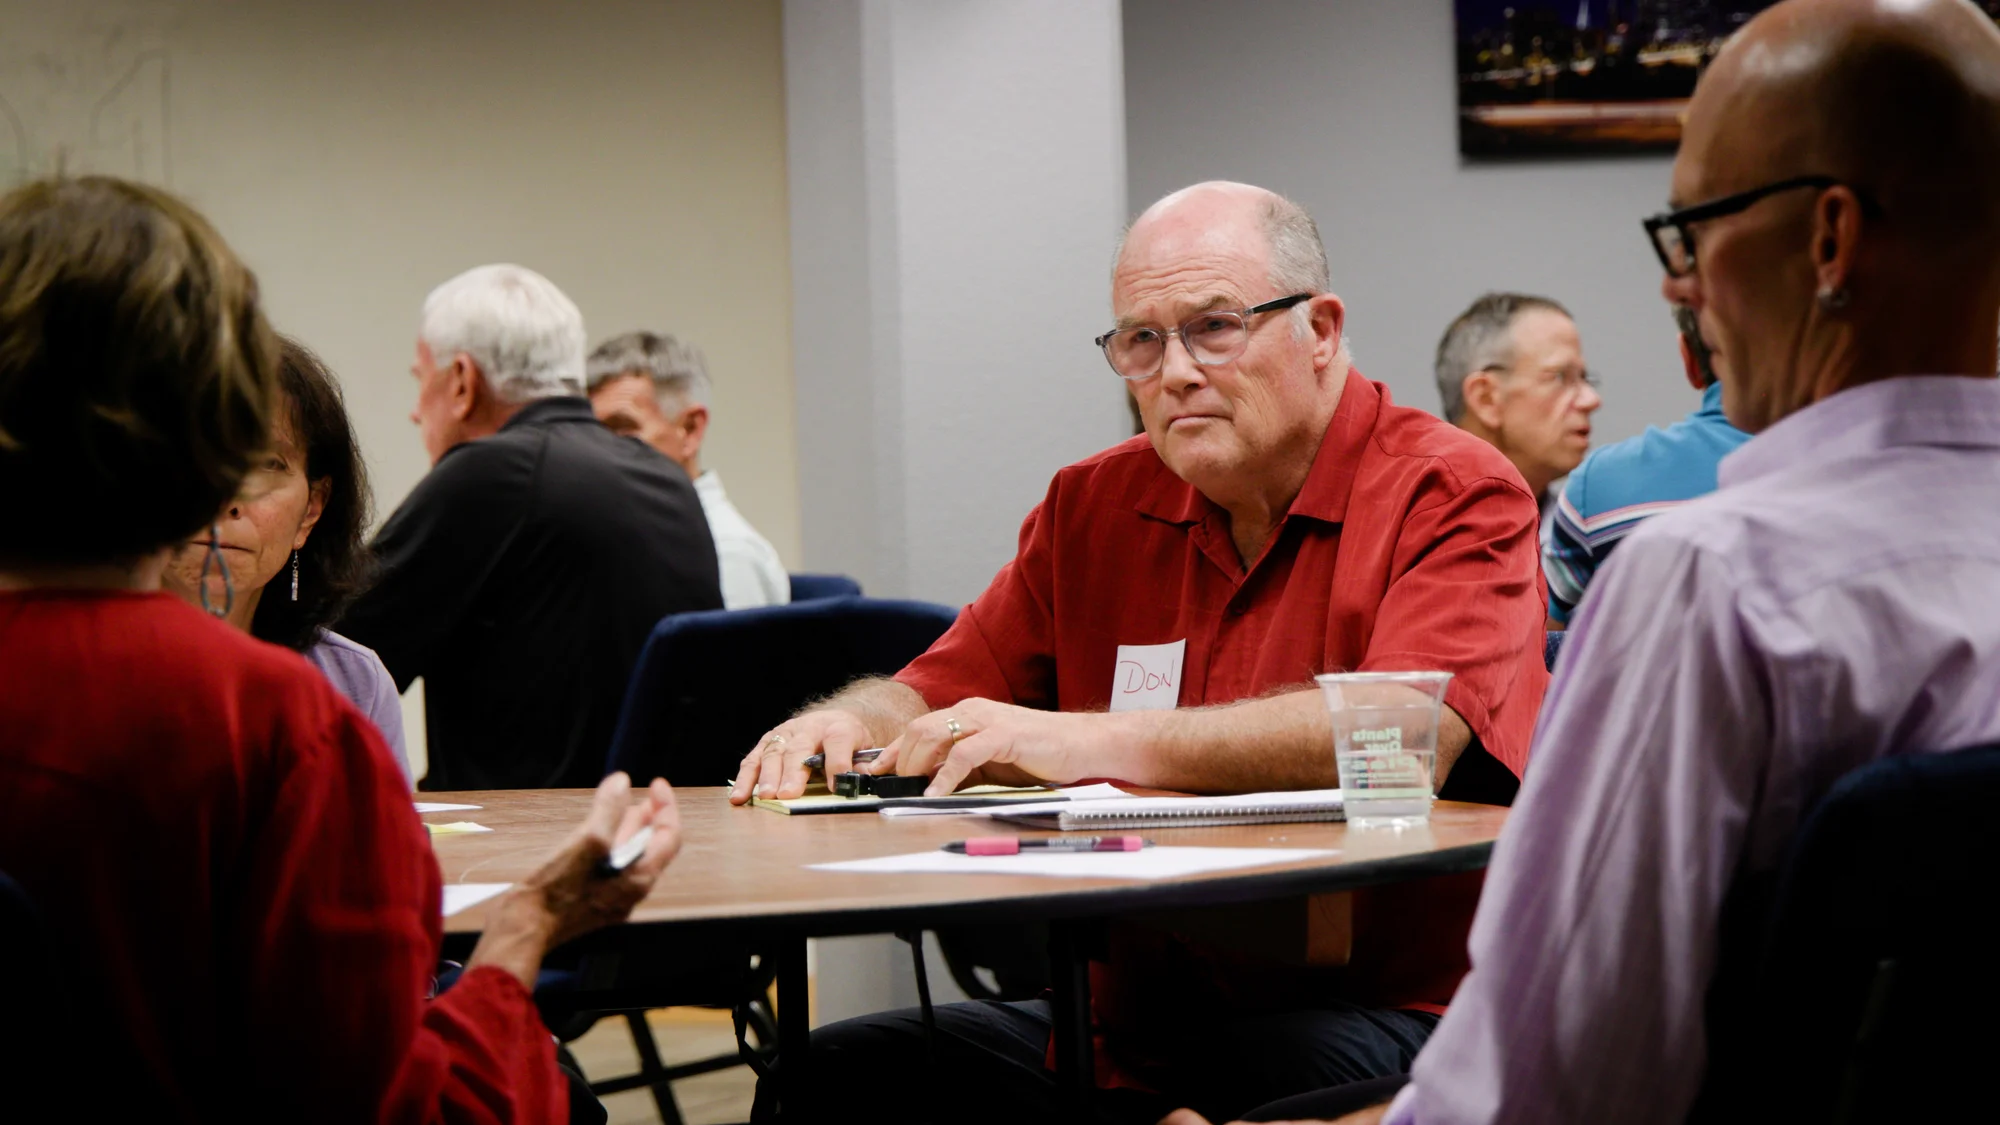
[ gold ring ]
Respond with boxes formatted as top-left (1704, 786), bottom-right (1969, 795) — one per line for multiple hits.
top-left (944, 717), bottom-right (965, 741)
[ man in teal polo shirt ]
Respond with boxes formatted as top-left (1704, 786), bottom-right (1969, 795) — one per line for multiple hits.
top-left (1542, 306), bottom-right (1751, 626)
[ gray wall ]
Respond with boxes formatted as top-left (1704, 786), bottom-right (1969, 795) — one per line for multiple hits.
top-left (1124, 0), bottom-right (1694, 446)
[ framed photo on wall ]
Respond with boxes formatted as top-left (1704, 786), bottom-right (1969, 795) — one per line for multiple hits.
top-left (1455, 1), bottom-right (1778, 157)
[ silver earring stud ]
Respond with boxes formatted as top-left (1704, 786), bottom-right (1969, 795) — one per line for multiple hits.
top-left (1817, 286), bottom-right (1851, 311)
top-left (290, 550), bottom-right (300, 601)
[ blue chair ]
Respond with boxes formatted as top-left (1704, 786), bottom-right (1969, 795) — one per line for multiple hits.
top-left (1695, 743), bottom-right (2000, 1122)
top-left (582, 597), bottom-right (958, 1115)
top-left (787, 572), bottom-right (863, 602)
top-left (606, 595), bottom-right (958, 787)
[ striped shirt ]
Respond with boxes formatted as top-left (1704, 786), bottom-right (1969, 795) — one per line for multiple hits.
top-left (1541, 382), bottom-right (1749, 622)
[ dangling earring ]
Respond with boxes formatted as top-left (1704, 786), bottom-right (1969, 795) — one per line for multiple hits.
top-left (1817, 286), bottom-right (1851, 311)
top-left (290, 550), bottom-right (300, 602)
top-left (198, 524), bottom-right (234, 618)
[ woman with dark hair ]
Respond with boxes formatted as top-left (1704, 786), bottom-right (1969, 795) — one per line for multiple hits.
top-left (162, 336), bottom-right (407, 776)
top-left (0, 174), bottom-right (679, 1123)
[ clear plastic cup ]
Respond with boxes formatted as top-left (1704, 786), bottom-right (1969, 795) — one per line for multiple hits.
top-left (1315, 671), bottom-right (1453, 828)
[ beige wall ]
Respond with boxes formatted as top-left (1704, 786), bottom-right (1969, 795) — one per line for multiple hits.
top-left (0, 0), bottom-right (798, 565)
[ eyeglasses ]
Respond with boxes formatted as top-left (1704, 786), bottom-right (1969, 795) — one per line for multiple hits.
top-left (1094, 293), bottom-right (1312, 381)
top-left (1642, 175), bottom-right (1880, 278)
top-left (1481, 364), bottom-right (1598, 395)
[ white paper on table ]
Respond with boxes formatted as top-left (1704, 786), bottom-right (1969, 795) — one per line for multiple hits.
top-left (877, 782), bottom-right (1132, 818)
top-left (415, 802), bottom-right (482, 813)
top-left (441, 883), bottom-right (511, 916)
top-left (809, 846), bottom-right (1335, 880)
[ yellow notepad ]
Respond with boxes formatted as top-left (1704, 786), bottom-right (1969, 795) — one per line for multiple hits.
top-left (750, 782), bottom-right (1058, 815)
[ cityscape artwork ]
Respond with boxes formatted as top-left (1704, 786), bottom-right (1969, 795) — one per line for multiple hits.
top-left (1457, 1), bottom-right (2000, 157)
top-left (1455, 1), bottom-right (1778, 156)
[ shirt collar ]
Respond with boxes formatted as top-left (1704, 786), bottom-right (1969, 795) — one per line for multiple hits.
top-left (1131, 368), bottom-right (1379, 526)
top-left (1719, 375), bottom-right (2000, 489)
top-left (500, 395), bottom-right (597, 432)
top-left (1695, 380), bottom-right (1727, 419)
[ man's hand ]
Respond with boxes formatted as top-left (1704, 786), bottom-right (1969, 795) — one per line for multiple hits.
top-left (467, 771), bottom-right (682, 988)
top-left (880, 698), bottom-right (1111, 796)
top-left (728, 708), bottom-right (877, 804)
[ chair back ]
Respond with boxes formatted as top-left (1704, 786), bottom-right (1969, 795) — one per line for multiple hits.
top-left (788, 573), bottom-right (863, 602)
top-left (605, 596), bottom-right (958, 787)
top-left (1695, 743), bottom-right (2000, 1122)
top-left (0, 871), bottom-right (62, 1089)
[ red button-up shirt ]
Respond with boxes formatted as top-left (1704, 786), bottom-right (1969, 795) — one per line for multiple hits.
top-left (895, 371), bottom-right (1547, 1076)
top-left (899, 369), bottom-right (1547, 777)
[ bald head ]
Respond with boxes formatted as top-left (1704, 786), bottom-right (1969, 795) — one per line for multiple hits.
top-left (1665, 0), bottom-right (2000, 433)
top-left (1689, 0), bottom-right (2000, 255)
top-left (1117, 181), bottom-right (1330, 299)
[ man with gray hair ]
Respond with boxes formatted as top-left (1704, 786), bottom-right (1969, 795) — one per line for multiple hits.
top-left (342, 264), bottom-right (722, 790)
top-left (735, 183), bottom-right (1548, 1123)
top-left (587, 331), bottom-right (790, 608)
top-left (1433, 292), bottom-right (1601, 510)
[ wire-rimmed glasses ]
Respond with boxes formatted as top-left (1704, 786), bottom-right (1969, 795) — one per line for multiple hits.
top-left (1093, 293), bottom-right (1312, 381)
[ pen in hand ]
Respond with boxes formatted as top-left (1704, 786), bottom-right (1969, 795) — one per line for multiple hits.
top-left (943, 836), bottom-right (1151, 856)
top-left (595, 825), bottom-right (653, 876)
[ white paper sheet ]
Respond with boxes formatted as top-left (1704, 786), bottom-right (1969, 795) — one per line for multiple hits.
top-left (976, 789), bottom-right (1344, 823)
top-left (416, 802), bottom-right (482, 813)
top-left (441, 883), bottom-right (511, 916)
top-left (809, 846), bottom-right (1335, 880)
top-left (877, 782), bottom-right (1132, 817)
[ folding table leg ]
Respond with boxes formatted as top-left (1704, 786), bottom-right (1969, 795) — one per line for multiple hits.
top-left (1048, 920), bottom-right (1094, 1121)
top-left (774, 934), bottom-right (812, 1121)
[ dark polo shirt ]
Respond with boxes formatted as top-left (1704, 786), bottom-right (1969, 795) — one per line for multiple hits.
top-left (342, 397), bottom-right (722, 790)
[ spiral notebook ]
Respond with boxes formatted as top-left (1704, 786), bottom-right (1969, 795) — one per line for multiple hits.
top-left (990, 789), bottom-right (1344, 831)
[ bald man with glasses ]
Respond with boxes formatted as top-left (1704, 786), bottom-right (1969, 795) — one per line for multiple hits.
top-left (732, 182), bottom-right (1549, 1124)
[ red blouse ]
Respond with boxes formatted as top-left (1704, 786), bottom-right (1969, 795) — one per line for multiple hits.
top-left (0, 590), bottom-right (564, 1123)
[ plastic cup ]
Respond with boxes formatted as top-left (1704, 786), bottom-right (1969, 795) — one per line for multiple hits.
top-left (1315, 671), bottom-right (1453, 828)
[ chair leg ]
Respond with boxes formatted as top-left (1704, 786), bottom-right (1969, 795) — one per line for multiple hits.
top-left (624, 1010), bottom-right (685, 1125)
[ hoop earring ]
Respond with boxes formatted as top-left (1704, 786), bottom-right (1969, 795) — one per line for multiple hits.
top-left (1817, 286), bottom-right (1851, 311)
top-left (290, 550), bottom-right (300, 602)
top-left (197, 524), bottom-right (234, 618)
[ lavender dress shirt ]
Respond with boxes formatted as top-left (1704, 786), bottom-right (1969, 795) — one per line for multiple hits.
top-left (304, 629), bottom-right (410, 783)
top-left (1389, 376), bottom-right (2000, 1125)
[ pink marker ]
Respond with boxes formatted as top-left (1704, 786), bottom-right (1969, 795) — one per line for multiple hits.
top-left (943, 836), bottom-right (1151, 856)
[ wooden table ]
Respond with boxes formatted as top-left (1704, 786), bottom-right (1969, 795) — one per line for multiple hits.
top-left (427, 789), bottom-right (1508, 1121)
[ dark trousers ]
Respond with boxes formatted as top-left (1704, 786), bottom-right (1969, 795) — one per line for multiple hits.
top-left (755, 998), bottom-right (1436, 1124)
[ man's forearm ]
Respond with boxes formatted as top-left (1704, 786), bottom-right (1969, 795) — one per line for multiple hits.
top-left (1101, 688), bottom-right (1471, 794)
top-left (808, 676), bottom-right (930, 746)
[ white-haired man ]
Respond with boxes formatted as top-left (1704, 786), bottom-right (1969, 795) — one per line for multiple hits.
top-left (735, 183), bottom-right (1549, 1123)
top-left (342, 264), bottom-right (723, 790)
top-left (587, 331), bottom-right (790, 609)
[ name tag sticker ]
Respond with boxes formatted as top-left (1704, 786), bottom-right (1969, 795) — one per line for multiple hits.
top-left (1110, 639), bottom-right (1186, 712)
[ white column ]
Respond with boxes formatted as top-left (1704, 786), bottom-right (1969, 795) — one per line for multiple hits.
top-left (787, 0), bottom-right (1129, 605)
top-left (783, 0), bottom-right (1128, 1025)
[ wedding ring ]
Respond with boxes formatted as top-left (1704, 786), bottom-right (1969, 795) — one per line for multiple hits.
top-left (762, 733), bottom-right (788, 753)
top-left (944, 716), bottom-right (965, 741)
